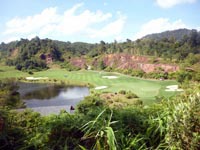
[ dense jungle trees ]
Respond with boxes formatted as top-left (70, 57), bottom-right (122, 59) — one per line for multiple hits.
top-left (0, 29), bottom-right (200, 71)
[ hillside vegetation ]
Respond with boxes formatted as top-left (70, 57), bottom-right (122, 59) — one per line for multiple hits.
top-left (0, 29), bottom-right (199, 82)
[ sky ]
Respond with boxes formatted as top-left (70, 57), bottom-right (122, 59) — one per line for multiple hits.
top-left (0, 0), bottom-right (200, 43)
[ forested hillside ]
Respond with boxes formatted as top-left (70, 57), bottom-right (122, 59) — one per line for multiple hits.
top-left (0, 37), bottom-right (95, 70)
top-left (0, 28), bottom-right (200, 81)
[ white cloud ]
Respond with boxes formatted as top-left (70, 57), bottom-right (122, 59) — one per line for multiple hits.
top-left (133, 18), bottom-right (187, 40)
top-left (5, 7), bottom-right (59, 35)
top-left (3, 3), bottom-right (126, 43)
top-left (88, 14), bottom-right (126, 38)
top-left (156, 0), bottom-right (197, 8)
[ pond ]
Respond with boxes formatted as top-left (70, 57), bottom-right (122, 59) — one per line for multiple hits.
top-left (18, 82), bottom-right (89, 115)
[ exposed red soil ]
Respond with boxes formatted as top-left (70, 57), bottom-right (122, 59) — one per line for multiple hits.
top-left (103, 54), bottom-right (179, 73)
top-left (69, 53), bottom-right (179, 73)
top-left (46, 54), bottom-right (53, 64)
top-left (138, 63), bottom-right (179, 73)
top-left (103, 54), bottom-right (148, 69)
top-left (70, 57), bottom-right (86, 68)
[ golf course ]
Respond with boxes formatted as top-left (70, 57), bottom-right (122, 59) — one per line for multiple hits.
top-left (1, 14), bottom-right (199, 149)
top-left (0, 65), bottom-right (179, 105)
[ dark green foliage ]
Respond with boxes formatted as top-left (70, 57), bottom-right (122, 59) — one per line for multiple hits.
top-left (176, 71), bottom-right (192, 83)
top-left (17, 58), bottom-right (47, 71)
top-left (98, 40), bottom-right (106, 54)
top-left (113, 107), bottom-right (148, 135)
top-left (0, 109), bottom-right (42, 150)
top-left (60, 61), bottom-right (81, 71)
top-left (118, 90), bottom-right (126, 95)
top-left (125, 91), bottom-right (138, 99)
top-left (133, 29), bottom-right (200, 60)
top-left (165, 92), bottom-right (200, 150)
top-left (50, 47), bottom-right (61, 60)
top-left (41, 112), bottom-right (84, 150)
top-left (76, 94), bottom-right (105, 115)
top-left (0, 79), bottom-right (24, 108)
top-left (131, 69), bottom-right (145, 78)
top-left (0, 86), bottom-right (200, 149)
top-left (194, 72), bottom-right (200, 82)
top-left (28, 71), bottom-right (33, 75)
top-left (0, 37), bottom-right (95, 71)
top-left (98, 60), bottom-right (106, 70)
top-left (88, 49), bottom-right (99, 57)
top-left (104, 66), bottom-right (113, 72)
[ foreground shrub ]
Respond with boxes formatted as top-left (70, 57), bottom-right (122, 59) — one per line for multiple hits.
top-left (125, 91), bottom-right (139, 99)
top-left (76, 94), bottom-right (105, 115)
top-left (42, 112), bottom-right (84, 150)
top-left (165, 93), bottom-right (200, 150)
top-left (1, 84), bottom-right (199, 150)
top-left (0, 79), bottom-right (23, 108)
top-left (0, 109), bottom-right (42, 150)
top-left (118, 90), bottom-right (126, 95)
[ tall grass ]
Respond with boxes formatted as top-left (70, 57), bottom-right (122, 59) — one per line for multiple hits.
top-left (165, 92), bottom-right (200, 150)
top-left (80, 109), bottom-right (118, 150)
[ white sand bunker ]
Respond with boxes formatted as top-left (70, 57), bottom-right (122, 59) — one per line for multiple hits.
top-left (95, 86), bottom-right (108, 90)
top-left (165, 85), bottom-right (184, 92)
top-left (26, 77), bottom-right (48, 80)
top-left (102, 76), bottom-right (118, 79)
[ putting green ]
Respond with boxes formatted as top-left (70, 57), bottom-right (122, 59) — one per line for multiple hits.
top-left (0, 66), bottom-right (178, 105)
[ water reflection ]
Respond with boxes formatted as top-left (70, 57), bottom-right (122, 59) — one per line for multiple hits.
top-left (22, 86), bottom-right (59, 100)
top-left (18, 83), bottom-right (89, 108)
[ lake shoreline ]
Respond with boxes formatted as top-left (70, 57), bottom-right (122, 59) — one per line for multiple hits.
top-left (16, 82), bottom-right (89, 115)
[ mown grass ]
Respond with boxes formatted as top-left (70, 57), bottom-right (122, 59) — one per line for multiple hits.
top-left (0, 65), bottom-right (29, 78)
top-left (0, 66), bottom-right (179, 105)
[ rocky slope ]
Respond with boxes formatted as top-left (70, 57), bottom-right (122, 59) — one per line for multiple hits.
top-left (103, 54), bottom-right (178, 73)
top-left (70, 53), bottom-right (179, 73)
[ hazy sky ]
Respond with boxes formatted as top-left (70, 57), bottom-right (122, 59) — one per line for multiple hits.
top-left (0, 0), bottom-right (199, 43)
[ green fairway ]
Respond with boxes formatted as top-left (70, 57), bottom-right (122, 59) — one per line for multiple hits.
top-left (0, 66), bottom-right (179, 105)
top-left (0, 66), bottom-right (29, 78)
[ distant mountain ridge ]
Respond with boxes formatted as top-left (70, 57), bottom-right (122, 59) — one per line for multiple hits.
top-left (142, 28), bottom-right (198, 41)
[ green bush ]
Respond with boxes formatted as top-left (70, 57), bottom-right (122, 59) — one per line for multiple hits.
top-left (76, 94), bottom-right (105, 115)
top-left (104, 66), bottom-right (113, 72)
top-left (125, 91), bottom-right (139, 99)
top-left (61, 61), bottom-right (81, 71)
top-left (118, 90), bottom-right (126, 95)
top-left (28, 71), bottom-right (34, 75)
top-left (0, 109), bottom-right (42, 150)
top-left (165, 92), bottom-right (200, 150)
top-left (0, 79), bottom-right (24, 108)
